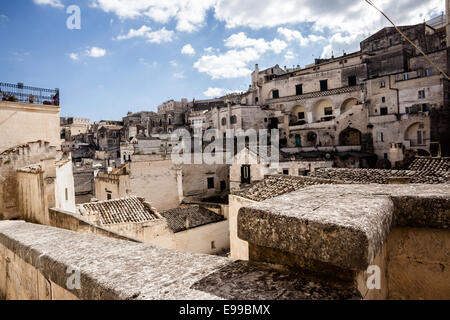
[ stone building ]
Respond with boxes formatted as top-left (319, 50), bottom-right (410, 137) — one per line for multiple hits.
top-left (0, 99), bottom-right (76, 222)
top-left (160, 205), bottom-right (229, 255)
top-left (78, 196), bottom-right (175, 246)
top-left (60, 117), bottom-right (90, 141)
top-left (239, 18), bottom-right (450, 168)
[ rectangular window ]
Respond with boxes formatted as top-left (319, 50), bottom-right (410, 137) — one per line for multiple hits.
top-left (298, 112), bottom-right (305, 120)
top-left (348, 76), bottom-right (357, 86)
top-left (380, 107), bottom-right (388, 115)
top-left (380, 81), bottom-right (386, 88)
top-left (403, 74), bottom-right (409, 81)
top-left (418, 90), bottom-right (425, 99)
top-left (272, 90), bottom-right (279, 99)
top-left (220, 180), bottom-right (226, 191)
top-left (425, 69), bottom-right (432, 77)
top-left (255, 97), bottom-right (259, 103)
top-left (65, 188), bottom-right (68, 201)
top-left (296, 84), bottom-right (303, 95)
top-left (211, 241), bottom-right (216, 249)
top-left (320, 80), bottom-right (328, 91)
top-left (417, 131), bottom-right (424, 145)
top-left (324, 107), bottom-right (333, 116)
top-left (107, 193), bottom-right (112, 200)
top-left (381, 97), bottom-right (386, 103)
top-left (283, 169), bottom-right (289, 175)
top-left (207, 177), bottom-right (215, 189)
top-left (377, 132), bottom-right (384, 142)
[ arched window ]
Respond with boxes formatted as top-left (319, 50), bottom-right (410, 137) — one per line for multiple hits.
top-left (230, 115), bottom-right (237, 124)
top-left (221, 117), bottom-right (227, 126)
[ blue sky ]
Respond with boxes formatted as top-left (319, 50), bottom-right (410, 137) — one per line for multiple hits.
top-left (0, 0), bottom-right (443, 121)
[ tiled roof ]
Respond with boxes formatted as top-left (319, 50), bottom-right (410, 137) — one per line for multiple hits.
top-left (407, 157), bottom-right (450, 173)
top-left (310, 168), bottom-right (450, 184)
top-left (235, 175), bottom-right (344, 202)
top-left (78, 196), bottom-right (159, 225)
top-left (160, 205), bottom-right (224, 233)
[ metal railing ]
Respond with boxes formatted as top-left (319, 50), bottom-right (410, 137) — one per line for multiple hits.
top-left (266, 84), bottom-right (363, 104)
top-left (0, 82), bottom-right (59, 106)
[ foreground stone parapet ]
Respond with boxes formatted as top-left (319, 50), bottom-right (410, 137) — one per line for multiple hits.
top-left (0, 221), bottom-right (361, 300)
top-left (238, 184), bottom-right (450, 272)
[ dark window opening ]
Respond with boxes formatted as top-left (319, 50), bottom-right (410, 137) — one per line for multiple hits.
top-left (220, 180), bottom-right (226, 191)
top-left (211, 241), bottom-right (216, 249)
top-left (207, 177), bottom-right (215, 189)
top-left (296, 84), bottom-right (303, 95)
top-left (380, 107), bottom-right (388, 115)
top-left (230, 115), bottom-right (237, 124)
top-left (272, 90), bottom-right (279, 99)
top-left (241, 165), bottom-right (251, 184)
top-left (298, 112), bottom-right (305, 120)
top-left (418, 90), bottom-right (425, 99)
top-left (107, 193), bottom-right (112, 200)
top-left (324, 107), bottom-right (333, 116)
top-left (282, 169), bottom-right (289, 175)
top-left (348, 76), bottom-right (357, 86)
top-left (320, 80), bottom-right (328, 91)
top-left (255, 97), bottom-right (259, 103)
top-left (380, 81), bottom-right (386, 88)
top-left (221, 117), bottom-right (227, 126)
top-left (381, 97), bottom-right (386, 103)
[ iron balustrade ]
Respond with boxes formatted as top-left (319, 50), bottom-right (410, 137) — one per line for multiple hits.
top-left (0, 82), bottom-right (59, 106)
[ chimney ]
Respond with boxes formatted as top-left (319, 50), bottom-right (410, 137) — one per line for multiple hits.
top-left (184, 216), bottom-right (190, 229)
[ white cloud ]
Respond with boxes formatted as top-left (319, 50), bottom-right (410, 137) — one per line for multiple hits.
top-left (321, 44), bottom-right (333, 58)
top-left (203, 87), bottom-right (240, 98)
top-left (69, 53), bottom-right (79, 61)
top-left (116, 25), bottom-right (174, 43)
top-left (224, 32), bottom-right (287, 53)
top-left (33, 0), bottom-right (64, 8)
top-left (170, 60), bottom-right (178, 67)
top-left (173, 72), bottom-right (185, 79)
top-left (181, 44), bottom-right (196, 56)
top-left (194, 32), bottom-right (287, 79)
top-left (91, 0), bottom-right (216, 32)
top-left (284, 50), bottom-right (295, 61)
top-left (277, 27), bottom-right (325, 46)
top-left (139, 58), bottom-right (158, 68)
top-left (86, 47), bottom-right (107, 58)
top-left (214, 0), bottom-right (442, 34)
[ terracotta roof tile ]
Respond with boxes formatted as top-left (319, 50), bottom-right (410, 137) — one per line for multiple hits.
top-left (78, 196), bottom-right (159, 225)
top-left (235, 175), bottom-right (344, 202)
top-left (160, 205), bottom-right (224, 233)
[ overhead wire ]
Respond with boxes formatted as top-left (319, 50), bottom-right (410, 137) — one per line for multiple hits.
top-left (365, 0), bottom-right (450, 81)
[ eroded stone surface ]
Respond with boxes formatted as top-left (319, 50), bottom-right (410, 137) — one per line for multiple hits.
top-left (0, 220), bottom-right (361, 300)
top-left (238, 184), bottom-right (450, 271)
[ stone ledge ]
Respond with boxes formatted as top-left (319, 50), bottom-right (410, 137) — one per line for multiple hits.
top-left (238, 184), bottom-right (450, 272)
top-left (0, 221), bottom-right (361, 300)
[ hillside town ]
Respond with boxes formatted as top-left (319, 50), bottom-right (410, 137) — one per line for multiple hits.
top-left (0, 1), bottom-right (449, 302)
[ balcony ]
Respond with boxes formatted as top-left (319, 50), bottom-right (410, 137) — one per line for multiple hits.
top-left (266, 84), bottom-right (363, 104)
top-left (0, 82), bottom-right (59, 106)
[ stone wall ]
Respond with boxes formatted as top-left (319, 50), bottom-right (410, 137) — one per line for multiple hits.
top-left (0, 221), bottom-right (363, 300)
top-left (172, 220), bottom-right (229, 255)
top-left (238, 184), bottom-right (450, 299)
top-left (0, 102), bottom-right (60, 153)
top-left (229, 195), bottom-right (256, 260)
